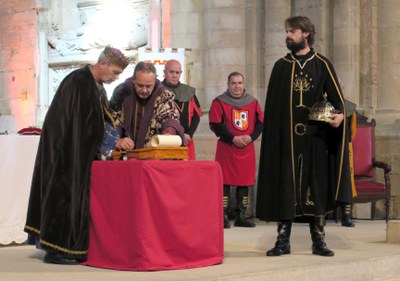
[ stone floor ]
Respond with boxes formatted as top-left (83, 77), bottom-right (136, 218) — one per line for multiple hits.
top-left (0, 219), bottom-right (399, 281)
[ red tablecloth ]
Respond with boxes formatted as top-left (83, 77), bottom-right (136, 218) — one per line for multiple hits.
top-left (83, 160), bottom-right (224, 271)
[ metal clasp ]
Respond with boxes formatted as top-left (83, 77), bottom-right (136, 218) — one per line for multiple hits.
top-left (294, 123), bottom-right (306, 136)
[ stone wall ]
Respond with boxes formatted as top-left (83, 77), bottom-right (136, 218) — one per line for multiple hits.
top-left (0, 0), bottom-right (38, 133)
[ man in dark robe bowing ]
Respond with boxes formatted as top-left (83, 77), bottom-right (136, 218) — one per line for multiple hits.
top-left (256, 16), bottom-right (353, 257)
top-left (110, 61), bottom-right (184, 150)
top-left (24, 46), bottom-right (130, 264)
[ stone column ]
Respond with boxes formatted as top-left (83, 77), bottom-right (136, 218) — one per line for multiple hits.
top-left (168, 1), bottom-right (209, 159)
top-left (332, 0), bottom-right (360, 105)
top-left (168, 0), bottom-right (213, 160)
top-left (244, 1), bottom-right (265, 102)
top-left (375, 0), bottom-right (400, 219)
top-left (292, 0), bottom-right (330, 56)
top-left (376, 0), bottom-right (400, 124)
top-left (201, 1), bottom-right (249, 160)
top-left (169, 0), bottom-right (205, 108)
top-left (170, 1), bottom-right (265, 109)
top-left (0, 0), bottom-right (38, 132)
top-left (203, 1), bottom-right (248, 109)
top-left (359, 0), bottom-right (377, 115)
top-left (148, 0), bottom-right (162, 48)
top-left (264, 0), bottom-right (291, 105)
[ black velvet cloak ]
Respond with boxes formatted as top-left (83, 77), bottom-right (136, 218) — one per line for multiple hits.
top-left (24, 65), bottom-right (104, 260)
top-left (256, 51), bottom-right (353, 222)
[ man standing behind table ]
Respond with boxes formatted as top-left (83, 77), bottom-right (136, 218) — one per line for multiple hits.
top-left (24, 46), bottom-right (129, 265)
top-left (109, 61), bottom-right (184, 149)
top-left (162, 59), bottom-right (202, 160)
top-left (209, 72), bottom-right (263, 229)
top-left (257, 16), bottom-right (353, 257)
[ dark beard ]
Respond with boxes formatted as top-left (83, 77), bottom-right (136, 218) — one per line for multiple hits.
top-left (286, 38), bottom-right (306, 52)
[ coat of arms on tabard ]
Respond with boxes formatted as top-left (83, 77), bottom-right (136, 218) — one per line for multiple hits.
top-left (232, 109), bottom-right (249, 131)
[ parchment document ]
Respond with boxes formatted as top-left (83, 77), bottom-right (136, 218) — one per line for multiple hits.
top-left (150, 135), bottom-right (182, 147)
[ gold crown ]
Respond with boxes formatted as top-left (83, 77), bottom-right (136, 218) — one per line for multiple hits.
top-left (308, 93), bottom-right (339, 122)
top-left (103, 45), bottom-right (129, 69)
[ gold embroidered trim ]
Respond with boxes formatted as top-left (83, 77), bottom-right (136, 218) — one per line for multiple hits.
top-left (315, 53), bottom-right (346, 200)
top-left (242, 196), bottom-right (249, 208)
top-left (100, 95), bottom-right (116, 128)
top-left (289, 61), bottom-right (297, 201)
top-left (223, 196), bottom-right (229, 208)
top-left (133, 102), bottom-right (138, 140)
top-left (40, 240), bottom-right (88, 255)
top-left (24, 225), bottom-right (88, 255)
top-left (176, 102), bottom-right (185, 113)
top-left (290, 53), bottom-right (316, 69)
top-left (24, 225), bottom-right (40, 234)
top-left (283, 57), bottom-right (293, 63)
top-left (305, 187), bottom-right (315, 206)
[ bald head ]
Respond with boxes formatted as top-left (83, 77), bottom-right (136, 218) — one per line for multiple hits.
top-left (164, 59), bottom-right (182, 86)
top-left (165, 59), bottom-right (181, 69)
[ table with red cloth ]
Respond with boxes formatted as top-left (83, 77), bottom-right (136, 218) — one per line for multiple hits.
top-left (83, 160), bottom-right (224, 271)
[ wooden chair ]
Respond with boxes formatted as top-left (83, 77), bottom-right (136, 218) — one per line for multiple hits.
top-left (352, 114), bottom-right (392, 222)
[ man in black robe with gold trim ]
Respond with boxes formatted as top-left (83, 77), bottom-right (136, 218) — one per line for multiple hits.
top-left (256, 16), bottom-right (352, 257)
top-left (24, 46), bottom-right (129, 264)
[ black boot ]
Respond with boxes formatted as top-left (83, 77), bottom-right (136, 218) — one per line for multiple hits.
top-left (341, 204), bottom-right (355, 227)
top-left (223, 185), bottom-right (231, 229)
top-left (227, 207), bottom-right (236, 220)
top-left (310, 217), bottom-right (334, 257)
top-left (266, 221), bottom-right (292, 256)
top-left (44, 250), bottom-right (81, 265)
top-left (234, 186), bottom-right (255, 227)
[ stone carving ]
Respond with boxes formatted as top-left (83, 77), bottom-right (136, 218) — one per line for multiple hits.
top-left (41, 0), bottom-right (148, 125)
top-left (49, 65), bottom-right (81, 100)
top-left (47, 0), bottom-right (148, 56)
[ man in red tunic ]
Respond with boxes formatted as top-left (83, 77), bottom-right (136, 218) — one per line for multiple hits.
top-left (209, 72), bottom-right (263, 228)
top-left (162, 59), bottom-right (201, 160)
